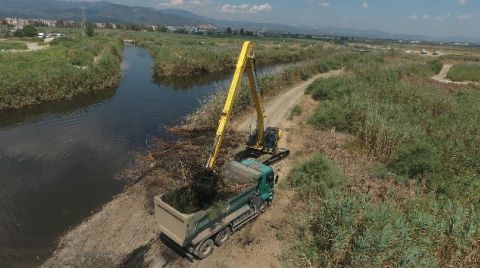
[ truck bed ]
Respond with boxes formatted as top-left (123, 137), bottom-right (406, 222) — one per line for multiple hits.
top-left (154, 184), bottom-right (256, 247)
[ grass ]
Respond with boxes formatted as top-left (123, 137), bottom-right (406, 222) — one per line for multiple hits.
top-left (447, 63), bottom-right (480, 82)
top-left (129, 31), bottom-right (334, 77)
top-left (291, 55), bottom-right (480, 266)
top-left (289, 105), bottom-right (303, 119)
top-left (0, 41), bottom-right (28, 51)
top-left (187, 51), bottom-right (369, 128)
top-left (288, 154), bottom-right (480, 267)
top-left (0, 32), bottom-right (123, 110)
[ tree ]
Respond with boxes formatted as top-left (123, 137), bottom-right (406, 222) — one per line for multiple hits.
top-left (239, 28), bottom-right (245, 35)
top-left (226, 27), bottom-right (232, 35)
top-left (158, 26), bottom-right (167, 32)
top-left (22, 25), bottom-right (38, 37)
top-left (85, 22), bottom-right (95, 37)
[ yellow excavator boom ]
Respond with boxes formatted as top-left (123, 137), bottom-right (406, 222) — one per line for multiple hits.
top-left (206, 41), bottom-right (266, 170)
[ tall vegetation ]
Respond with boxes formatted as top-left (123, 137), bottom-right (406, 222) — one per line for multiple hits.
top-left (130, 32), bottom-right (335, 77)
top-left (293, 57), bottom-right (480, 266)
top-left (186, 51), bottom-right (358, 128)
top-left (0, 32), bottom-right (123, 110)
top-left (289, 154), bottom-right (480, 267)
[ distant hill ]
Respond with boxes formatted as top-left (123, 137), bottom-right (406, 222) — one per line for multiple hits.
top-left (0, 0), bottom-right (208, 25)
top-left (0, 0), bottom-right (478, 43)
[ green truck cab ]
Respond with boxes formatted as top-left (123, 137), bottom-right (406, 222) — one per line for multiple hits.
top-left (154, 158), bottom-right (276, 259)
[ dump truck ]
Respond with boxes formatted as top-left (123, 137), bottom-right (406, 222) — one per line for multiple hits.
top-left (154, 158), bottom-right (277, 259)
top-left (154, 41), bottom-right (287, 259)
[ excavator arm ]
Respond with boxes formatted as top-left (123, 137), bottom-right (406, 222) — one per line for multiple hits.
top-left (206, 41), bottom-right (265, 170)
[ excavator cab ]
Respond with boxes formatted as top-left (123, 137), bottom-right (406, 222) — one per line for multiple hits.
top-left (246, 126), bottom-right (281, 153)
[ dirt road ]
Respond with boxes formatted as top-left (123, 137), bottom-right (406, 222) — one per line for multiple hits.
top-left (1, 41), bottom-right (49, 53)
top-left (431, 64), bottom-right (477, 85)
top-left (237, 69), bottom-right (343, 132)
top-left (43, 70), bottom-right (342, 268)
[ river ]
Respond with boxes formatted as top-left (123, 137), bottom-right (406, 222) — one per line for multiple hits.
top-left (0, 46), bottom-right (287, 267)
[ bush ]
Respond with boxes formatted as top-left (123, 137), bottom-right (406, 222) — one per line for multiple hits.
top-left (289, 155), bottom-right (480, 267)
top-left (289, 154), bottom-right (345, 199)
top-left (427, 59), bottom-right (443, 74)
top-left (0, 33), bottom-right (122, 110)
top-left (306, 76), bottom-right (352, 101)
top-left (309, 100), bottom-right (348, 131)
top-left (290, 105), bottom-right (303, 118)
top-left (388, 140), bottom-right (441, 179)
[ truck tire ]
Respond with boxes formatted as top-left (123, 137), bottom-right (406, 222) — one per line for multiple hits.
top-left (214, 227), bottom-right (231, 246)
top-left (253, 195), bottom-right (266, 213)
top-left (196, 239), bottom-right (214, 259)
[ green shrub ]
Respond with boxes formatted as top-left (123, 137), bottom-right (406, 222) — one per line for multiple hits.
top-left (0, 33), bottom-right (122, 110)
top-left (309, 100), bottom-right (348, 131)
top-left (306, 76), bottom-right (352, 101)
top-left (289, 154), bottom-right (345, 199)
top-left (289, 155), bottom-right (480, 268)
top-left (388, 140), bottom-right (441, 178)
top-left (290, 105), bottom-right (303, 118)
top-left (427, 59), bottom-right (443, 74)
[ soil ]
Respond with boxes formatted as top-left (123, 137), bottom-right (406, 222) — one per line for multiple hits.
top-left (5, 42), bottom-right (49, 53)
top-left (43, 69), bottom-right (413, 267)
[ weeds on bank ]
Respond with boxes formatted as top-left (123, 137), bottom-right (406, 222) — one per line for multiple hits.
top-left (290, 57), bottom-right (480, 266)
top-left (0, 33), bottom-right (123, 110)
top-left (130, 32), bottom-right (335, 77)
top-left (187, 51), bottom-right (367, 128)
top-left (288, 154), bottom-right (480, 267)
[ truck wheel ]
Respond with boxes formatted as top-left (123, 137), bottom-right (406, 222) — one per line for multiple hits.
top-left (214, 227), bottom-right (231, 246)
top-left (196, 239), bottom-right (214, 259)
top-left (253, 196), bottom-right (266, 213)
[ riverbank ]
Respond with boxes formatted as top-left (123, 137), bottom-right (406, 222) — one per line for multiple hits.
top-left (41, 67), bottom-right (344, 267)
top-left (130, 32), bottom-right (334, 77)
top-left (0, 34), bottom-right (123, 111)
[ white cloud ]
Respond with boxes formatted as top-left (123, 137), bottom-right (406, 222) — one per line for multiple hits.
top-left (362, 1), bottom-right (368, 8)
top-left (408, 14), bottom-right (418, 19)
top-left (157, 0), bottom-right (210, 8)
top-left (422, 14), bottom-right (430, 19)
top-left (319, 2), bottom-right (331, 7)
top-left (458, 13), bottom-right (476, 20)
top-left (458, 0), bottom-right (467, 5)
top-left (220, 3), bottom-right (272, 14)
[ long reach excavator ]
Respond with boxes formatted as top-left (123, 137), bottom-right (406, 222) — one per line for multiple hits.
top-left (154, 41), bottom-right (289, 259)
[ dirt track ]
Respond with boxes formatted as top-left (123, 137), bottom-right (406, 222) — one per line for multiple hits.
top-left (3, 42), bottom-right (49, 53)
top-left (431, 64), bottom-right (478, 85)
top-left (42, 70), bottom-right (342, 268)
top-left (237, 69), bottom-right (343, 132)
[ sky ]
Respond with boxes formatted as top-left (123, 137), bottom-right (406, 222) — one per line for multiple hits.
top-left (75, 0), bottom-right (480, 38)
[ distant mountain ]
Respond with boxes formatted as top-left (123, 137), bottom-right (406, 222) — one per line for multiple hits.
top-left (0, 0), bottom-right (478, 43)
top-left (0, 0), bottom-right (208, 25)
